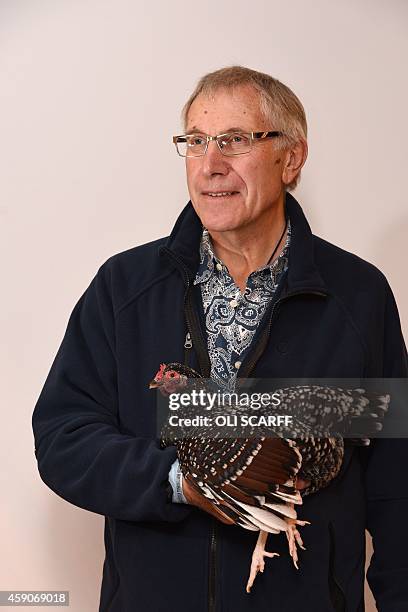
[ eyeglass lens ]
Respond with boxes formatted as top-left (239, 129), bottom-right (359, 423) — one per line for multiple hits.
top-left (176, 133), bottom-right (252, 157)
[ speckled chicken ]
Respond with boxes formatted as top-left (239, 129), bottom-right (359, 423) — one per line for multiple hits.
top-left (149, 362), bottom-right (390, 592)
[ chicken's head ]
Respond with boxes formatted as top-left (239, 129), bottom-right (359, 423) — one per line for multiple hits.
top-left (149, 363), bottom-right (188, 395)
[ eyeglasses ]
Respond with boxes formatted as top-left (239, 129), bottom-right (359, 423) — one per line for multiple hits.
top-left (172, 130), bottom-right (283, 157)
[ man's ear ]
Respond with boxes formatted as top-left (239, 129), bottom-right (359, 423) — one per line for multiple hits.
top-left (282, 139), bottom-right (308, 186)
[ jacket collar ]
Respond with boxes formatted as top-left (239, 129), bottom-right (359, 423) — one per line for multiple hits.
top-left (158, 191), bottom-right (328, 297)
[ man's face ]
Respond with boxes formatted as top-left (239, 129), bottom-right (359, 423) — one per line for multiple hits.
top-left (185, 85), bottom-right (288, 233)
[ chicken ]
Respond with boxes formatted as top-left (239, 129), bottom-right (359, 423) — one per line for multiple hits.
top-left (149, 362), bottom-right (390, 592)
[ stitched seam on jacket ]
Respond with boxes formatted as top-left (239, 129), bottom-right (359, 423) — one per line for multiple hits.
top-left (330, 293), bottom-right (369, 374)
top-left (113, 268), bottom-right (178, 319)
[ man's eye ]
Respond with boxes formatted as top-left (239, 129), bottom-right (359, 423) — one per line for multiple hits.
top-left (188, 136), bottom-right (205, 146)
top-left (231, 135), bottom-right (243, 143)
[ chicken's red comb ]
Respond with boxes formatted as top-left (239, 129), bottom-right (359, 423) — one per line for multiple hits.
top-left (156, 363), bottom-right (167, 380)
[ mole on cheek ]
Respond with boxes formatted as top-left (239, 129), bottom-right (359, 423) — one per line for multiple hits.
top-left (275, 158), bottom-right (281, 164)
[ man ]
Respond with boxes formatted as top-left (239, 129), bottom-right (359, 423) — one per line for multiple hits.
top-left (32, 66), bottom-right (408, 611)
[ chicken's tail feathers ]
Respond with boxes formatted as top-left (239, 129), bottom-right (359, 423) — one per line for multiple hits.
top-left (345, 388), bottom-right (390, 437)
top-left (303, 387), bottom-right (391, 438)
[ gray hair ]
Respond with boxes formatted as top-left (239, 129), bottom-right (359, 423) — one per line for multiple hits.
top-left (181, 65), bottom-right (307, 191)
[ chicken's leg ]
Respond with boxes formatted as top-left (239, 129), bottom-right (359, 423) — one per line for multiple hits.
top-left (285, 504), bottom-right (311, 569)
top-left (246, 530), bottom-right (280, 593)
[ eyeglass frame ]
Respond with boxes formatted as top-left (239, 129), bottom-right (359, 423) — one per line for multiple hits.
top-left (172, 130), bottom-right (284, 157)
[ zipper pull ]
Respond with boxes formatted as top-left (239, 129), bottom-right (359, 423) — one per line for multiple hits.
top-left (184, 331), bottom-right (193, 349)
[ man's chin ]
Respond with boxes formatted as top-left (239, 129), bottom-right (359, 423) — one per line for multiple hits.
top-left (204, 221), bottom-right (242, 233)
top-left (193, 199), bottom-right (244, 232)
top-left (199, 215), bottom-right (242, 233)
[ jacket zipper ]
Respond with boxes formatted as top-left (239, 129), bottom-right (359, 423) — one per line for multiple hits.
top-left (184, 331), bottom-right (192, 366)
top-left (160, 246), bottom-right (327, 612)
top-left (160, 247), bottom-right (217, 611)
top-left (208, 520), bottom-right (217, 612)
top-left (160, 246), bottom-right (211, 376)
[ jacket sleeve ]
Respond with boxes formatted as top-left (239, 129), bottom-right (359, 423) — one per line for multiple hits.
top-left (32, 262), bottom-right (192, 523)
top-left (364, 279), bottom-right (408, 610)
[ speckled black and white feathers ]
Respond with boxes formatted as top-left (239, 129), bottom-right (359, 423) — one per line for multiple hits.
top-left (156, 363), bottom-right (390, 531)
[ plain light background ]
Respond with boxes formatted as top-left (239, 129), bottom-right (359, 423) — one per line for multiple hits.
top-left (1, 0), bottom-right (407, 610)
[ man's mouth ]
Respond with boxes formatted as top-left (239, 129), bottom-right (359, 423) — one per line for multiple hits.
top-left (202, 191), bottom-right (239, 198)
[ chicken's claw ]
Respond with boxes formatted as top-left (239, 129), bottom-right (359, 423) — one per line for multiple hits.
top-left (246, 548), bottom-right (279, 593)
top-left (286, 519), bottom-right (311, 569)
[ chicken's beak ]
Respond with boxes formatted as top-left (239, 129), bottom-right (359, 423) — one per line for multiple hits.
top-left (149, 379), bottom-right (160, 389)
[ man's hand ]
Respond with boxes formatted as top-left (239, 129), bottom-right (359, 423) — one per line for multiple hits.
top-left (181, 477), bottom-right (311, 525)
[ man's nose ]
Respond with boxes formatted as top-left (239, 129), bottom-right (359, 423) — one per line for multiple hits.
top-left (202, 140), bottom-right (230, 176)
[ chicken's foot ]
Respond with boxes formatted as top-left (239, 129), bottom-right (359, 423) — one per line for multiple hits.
top-left (246, 530), bottom-right (279, 593)
top-left (285, 513), bottom-right (311, 569)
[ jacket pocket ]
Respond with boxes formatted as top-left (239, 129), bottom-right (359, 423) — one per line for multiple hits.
top-left (328, 521), bottom-right (347, 612)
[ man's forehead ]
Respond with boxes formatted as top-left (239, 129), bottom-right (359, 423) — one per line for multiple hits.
top-left (190, 86), bottom-right (260, 110)
top-left (186, 86), bottom-right (264, 131)
top-left (188, 125), bottom-right (248, 133)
